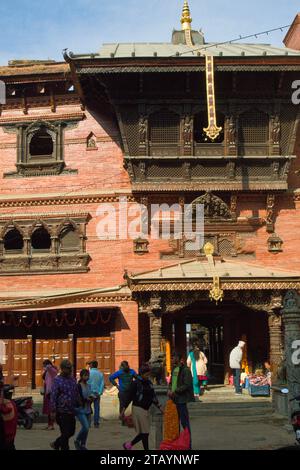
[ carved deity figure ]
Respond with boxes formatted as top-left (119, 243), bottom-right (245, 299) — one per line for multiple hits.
top-left (87, 135), bottom-right (96, 148)
top-left (139, 115), bottom-right (147, 145)
top-left (272, 115), bottom-right (281, 145)
top-left (228, 115), bottom-right (236, 145)
top-left (183, 115), bottom-right (192, 146)
top-left (283, 290), bottom-right (299, 309)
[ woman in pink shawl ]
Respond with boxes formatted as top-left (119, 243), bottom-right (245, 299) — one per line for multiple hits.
top-left (42, 360), bottom-right (58, 430)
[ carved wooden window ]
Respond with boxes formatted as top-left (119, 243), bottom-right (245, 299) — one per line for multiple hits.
top-left (239, 110), bottom-right (269, 144)
top-left (31, 227), bottom-right (51, 252)
top-left (29, 127), bottom-right (54, 157)
top-left (218, 239), bottom-right (234, 256)
top-left (0, 215), bottom-right (90, 275)
top-left (194, 112), bottom-right (225, 144)
top-left (149, 110), bottom-right (180, 144)
top-left (4, 229), bottom-right (24, 253)
top-left (13, 120), bottom-right (66, 177)
top-left (59, 227), bottom-right (80, 252)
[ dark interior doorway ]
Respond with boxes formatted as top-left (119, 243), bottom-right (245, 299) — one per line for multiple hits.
top-left (186, 315), bottom-right (224, 384)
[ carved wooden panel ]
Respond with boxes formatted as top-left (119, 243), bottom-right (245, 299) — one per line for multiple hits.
top-left (0, 339), bottom-right (32, 388)
top-left (76, 337), bottom-right (114, 384)
top-left (35, 338), bottom-right (72, 388)
top-left (0, 214), bottom-right (90, 274)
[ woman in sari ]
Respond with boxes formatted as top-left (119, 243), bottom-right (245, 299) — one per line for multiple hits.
top-left (187, 345), bottom-right (208, 398)
top-left (42, 360), bottom-right (58, 430)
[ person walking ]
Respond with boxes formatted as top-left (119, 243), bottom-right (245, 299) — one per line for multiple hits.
top-left (168, 353), bottom-right (194, 449)
top-left (50, 360), bottom-right (80, 451)
top-left (122, 364), bottom-right (163, 451)
top-left (187, 344), bottom-right (208, 397)
top-left (229, 341), bottom-right (246, 395)
top-left (42, 359), bottom-right (58, 430)
top-left (74, 369), bottom-right (93, 450)
top-left (109, 361), bottom-right (138, 424)
top-left (88, 361), bottom-right (104, 428)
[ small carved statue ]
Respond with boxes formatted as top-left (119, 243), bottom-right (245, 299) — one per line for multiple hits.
top-left (272, 115), bottom-right (281, 145)
top-left (283, 290), bottom-right (299, 309)
top-left (228, 115), bottom-right (236, 145)
top-left (276, 355), bottom-right (287, 384)
top-left (139, 116), bottom-right (147, 145)
top-left (87, 135), bottom-right (97, 148)
top-left (183, 115), bottom-right (192, 146)
top-left (148, 351), bottom-right (166, 385)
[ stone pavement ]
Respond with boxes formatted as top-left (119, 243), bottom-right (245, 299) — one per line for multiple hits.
top-left (14, 386), bottom-right (296, 450)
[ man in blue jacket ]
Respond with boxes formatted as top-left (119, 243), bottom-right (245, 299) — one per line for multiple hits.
top-left (88, 361), bottom-right (104, 428)
top-left (109, 361), bottom-right (138, 424)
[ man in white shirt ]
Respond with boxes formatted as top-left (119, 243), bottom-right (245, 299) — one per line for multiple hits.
top-left (229, 341), bottom-right (246, 394)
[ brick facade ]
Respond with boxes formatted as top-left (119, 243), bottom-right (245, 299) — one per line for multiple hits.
top-left (1, 45), bottom-right (300, 386)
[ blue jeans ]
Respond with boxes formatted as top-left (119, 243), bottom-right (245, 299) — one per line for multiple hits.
top-left (176, 403), bottom-right (192, 450)
top-left (233, 369), bottom-right (242, 393)
top-left (93, 396), bottom-right (100, 426)
top-left (75, 411), bottom-right (91, 447)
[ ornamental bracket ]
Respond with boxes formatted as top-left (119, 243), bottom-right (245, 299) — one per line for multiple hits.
top-left (204, 242), bottom-right (224, 304)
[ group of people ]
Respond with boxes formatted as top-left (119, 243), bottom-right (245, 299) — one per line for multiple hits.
top-left (0, 339), bottom-right (272, 451)
top-left (229, 341), bottom-right (272, 393)
top-left (41, 359), bottom-right (104, 450)
top-left (39, 353), bottom-right (195, 451)
top-left (111, 356), bottom-right (194, 451)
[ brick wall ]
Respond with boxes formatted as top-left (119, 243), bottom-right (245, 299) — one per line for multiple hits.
top-left (1, 94), bottom-right (300, 369)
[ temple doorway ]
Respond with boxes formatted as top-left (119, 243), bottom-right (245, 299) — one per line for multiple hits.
top-left (186, 317), bottom-right (224, 384)
top-left (165, 300), bottom-right (270, 385)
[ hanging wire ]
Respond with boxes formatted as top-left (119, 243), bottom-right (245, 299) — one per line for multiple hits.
top-left (170, 23), bottom-right (292, 57)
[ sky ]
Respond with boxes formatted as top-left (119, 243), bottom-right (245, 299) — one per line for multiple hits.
top-left (0, 0), bottom-right (300, 65)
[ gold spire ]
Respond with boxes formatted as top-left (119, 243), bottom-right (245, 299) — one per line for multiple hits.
top-left (181, 0), bottom-right (192, 31)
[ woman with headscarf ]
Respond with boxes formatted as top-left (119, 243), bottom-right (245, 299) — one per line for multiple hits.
top-left (187, 344), bottom-right (208, 397)
top-left (42, 359), bottom-right (58, 430)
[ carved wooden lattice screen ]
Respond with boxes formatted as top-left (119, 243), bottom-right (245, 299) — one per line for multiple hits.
top-left (122, 107), bottom-right (140, 155)
top-left (218, 239), bottom-right (234, 256)
top-left (149, 111), bottom-right (180, 144)
top-left (280, 104), bottom-right (298, 155)
top-left (239, 110), bottom-right (269, 143)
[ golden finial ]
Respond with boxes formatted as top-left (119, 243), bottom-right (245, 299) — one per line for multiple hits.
top-left (181, 0), bottom-right (192, 31)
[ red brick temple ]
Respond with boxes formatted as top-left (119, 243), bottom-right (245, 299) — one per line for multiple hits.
top-left (0, 2), bottom-right (300, 389)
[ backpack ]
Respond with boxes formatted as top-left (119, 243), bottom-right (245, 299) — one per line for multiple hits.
top-left (135, 379), bottom-right (145, 403)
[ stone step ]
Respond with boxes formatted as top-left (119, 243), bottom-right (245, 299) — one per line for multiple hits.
top-left (188, 400), bottom-right (272, 417)
top-left (189, 400), bottom-right (271, 408)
